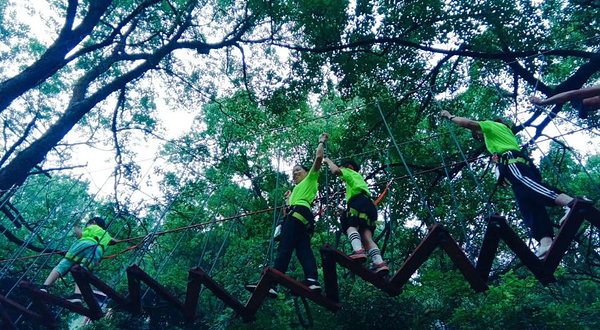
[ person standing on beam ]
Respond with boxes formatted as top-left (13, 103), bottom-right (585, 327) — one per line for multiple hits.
top-left (246, 133), bottom-right (329, 297)
top-left (322, 158), bottom-right (389, 275)
top-left (440, 110), bottom-right (576, 259)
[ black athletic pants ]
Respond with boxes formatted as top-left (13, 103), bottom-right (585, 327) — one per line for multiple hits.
top-left (273, 205), bottom-right (318, 280)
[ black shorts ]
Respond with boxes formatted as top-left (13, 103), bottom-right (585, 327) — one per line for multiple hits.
top-left (340, 193), bottom-right (377, 233)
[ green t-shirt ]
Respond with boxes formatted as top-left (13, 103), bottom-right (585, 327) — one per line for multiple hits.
top-left (478, 120), bottom-right (520, 154)
top-left (340, 168), bottom-right (371, 202)
top-left (80, 224), bottom-right (113, 250)
top-left (289, 168), bottom-right (319, 209)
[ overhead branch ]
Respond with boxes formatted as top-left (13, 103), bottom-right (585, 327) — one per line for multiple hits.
top-left (272, 38), bottom-right (600, 60)
top-left (0, 223), bottom-right (47, 252)
top-left (0, 0), bottom-right (113, 113)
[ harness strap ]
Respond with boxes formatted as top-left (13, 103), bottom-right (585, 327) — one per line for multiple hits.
top-left (291, 211), bottom-right (309, 225)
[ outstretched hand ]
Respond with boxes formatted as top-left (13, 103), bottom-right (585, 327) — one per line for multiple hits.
top-left (319, 133), bottom-right (329, 144)
top-left (529, 96), bottom-right (543, 105)
top-left (440, 110), bottom-right (452, 119)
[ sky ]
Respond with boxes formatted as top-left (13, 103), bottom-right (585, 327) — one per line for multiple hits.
top-left (8, 0), bottom-right (599, 209)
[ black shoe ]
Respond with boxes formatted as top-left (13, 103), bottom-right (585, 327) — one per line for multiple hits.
top-left (302, 278), bottom-right (322, 293)
top-left (65, 294), bottom-right (83, 304)
top-left (39, 285), bottom-right (50, 293)
top-left (245, 283), bottom-right (278, 298)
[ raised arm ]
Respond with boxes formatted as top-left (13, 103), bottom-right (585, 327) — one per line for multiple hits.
top-left (311, 133), bottom-right (329, 172)
top-left (323, 158), bottom-right (343, 177)
top-left (440, 110), bottom-right (481, 131)
top-left (530, 85), bottom-right (600, 106)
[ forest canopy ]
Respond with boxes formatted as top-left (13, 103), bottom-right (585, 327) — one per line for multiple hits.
top-left (0, 0), bottom-right (599, 329)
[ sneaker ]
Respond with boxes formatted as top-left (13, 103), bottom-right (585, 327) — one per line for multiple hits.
top-left (349, 249), bottom-right (367, 263)
top-left (535, 244), bottom-right (552, 260)
top-left (371, 261), bottom-right (390, 276)
top-left (559, 206), bottom-right (571, 225)
top-left (273, 224), bottom-right (282, 241)
top-left (302, 278), bottom-right (322, 293)
top-left (65, 294), bottom-right (83, 304)
top-left (39, 285), bottom-right (50, 293)
top-left (244, 283), bottom-right (277, 298)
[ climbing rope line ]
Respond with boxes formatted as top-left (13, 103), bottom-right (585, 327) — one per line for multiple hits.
top-left (2, 121), bottom-right (593, 266)
top-left (265, 135), bottom-right (283, 267)
top-left (197, 153), bottom-right (235, 268)
top-left (376, 101), bottom-right (438, 224)
top-left (0, 174), bottom-right (87, 280)
top-left (3, 171), bottom-right (113, 317)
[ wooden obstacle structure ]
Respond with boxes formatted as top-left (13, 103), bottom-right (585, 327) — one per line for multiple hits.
top-left (0, 198), bottom-right (597, 329)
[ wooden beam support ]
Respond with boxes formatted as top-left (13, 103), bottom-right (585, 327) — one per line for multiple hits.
top-left (321, 244), bottom-right (401, 296)
top-left (70, 266), bottom-right (130, 309)
top-left (390, 224), bottom-right (443, 287)
top-left (70, 267), bottom-right (103, 320)
top-left (20, 281), bottom-right (97, 319)
top-left (492, 218), bottom-right (555, 285)
top-left (439, 230), bottom-right (489, 292)
top-left (126, 266), bottom-right (143, 314)
top-left (183, 268), bottom-right (203, 322)
top-left (244, 269), bottom-right (274, 315)
top-left (263, 268), bottom-right (340, 312)
top-left (476, 215), bottom-right (503, 281)
top-left (191, 268), bottom-right (253, 322)
top-left (126, 265), bottom-right (185, 313)
top-left (320, 246), bottom-right (340, 302)
top-left (544, 200), bottom-right (587, 272)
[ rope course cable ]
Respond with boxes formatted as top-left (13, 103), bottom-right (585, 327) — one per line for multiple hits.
top-left (376, 102), bottom-right (441, 229)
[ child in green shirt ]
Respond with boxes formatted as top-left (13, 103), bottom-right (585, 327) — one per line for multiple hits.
top-left (40, 217), bottom-right (116, 303)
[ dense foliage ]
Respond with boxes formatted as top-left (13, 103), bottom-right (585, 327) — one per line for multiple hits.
top-left (0, 0), bottom-right (598, 329)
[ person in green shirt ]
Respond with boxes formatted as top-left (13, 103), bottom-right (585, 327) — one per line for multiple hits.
top-left (440, 110), bottom-right (576, 259)
top-left (246, 133), bottom-right (329, 297)
top-left (40, 217), bottom-right (116, 303)
top-left (322, 158), bottom-right (389, 275)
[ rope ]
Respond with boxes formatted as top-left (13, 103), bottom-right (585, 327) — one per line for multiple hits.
top-left (376, 101), bottom-right (437, 224)
top-left (197, 154), bottom-right (235, 268)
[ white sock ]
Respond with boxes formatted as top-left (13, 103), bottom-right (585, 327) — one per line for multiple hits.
top-left (368, 248), bottom-right (384, 264)
top-left (347, 230), bottom-right (363, 252)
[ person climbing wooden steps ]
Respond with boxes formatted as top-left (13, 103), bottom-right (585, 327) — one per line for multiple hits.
top-left (246, 133), bottom-right (329, 297)
top-left (440, 110), bottom-right (587, 259)
top-left (322, 158), bottom-right (389, 275)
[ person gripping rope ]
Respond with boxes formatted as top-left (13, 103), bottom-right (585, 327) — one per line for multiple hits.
top-left (40, 216), bottom-right (116, 303)
top-left (440, 110), bottom-right (577, 259)
top-left (246, 133), bottom-right (329, 297)
top-left (322, 158), bottom-right (389, 275)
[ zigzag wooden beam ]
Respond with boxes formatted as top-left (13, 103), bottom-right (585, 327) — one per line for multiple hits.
top-left (0, 293), bottom-right (45, 329)
top-left (190, 268), bottom-right (253, 322)
top-left (477, 216), bottom-right (555, 285)
top-left (4, 199), bottom-right (598, 329)
top-left (0, 305), bottom-right (17, 330)
top-left (544, 199), bottom-right (589, 273)
top-left (126, 265), bottom-right (186, 314)
top-left (320, 244), bottom-right (402, 296)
